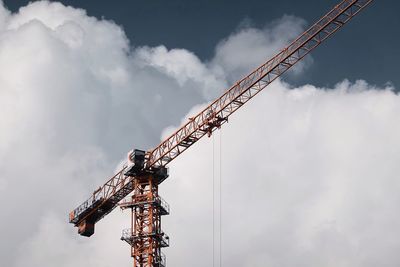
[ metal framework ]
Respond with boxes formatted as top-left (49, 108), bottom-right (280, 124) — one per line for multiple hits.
top-left (120, 173), bottom-right (169, 267)
top-left (69, 0), bottom-right (373, 266)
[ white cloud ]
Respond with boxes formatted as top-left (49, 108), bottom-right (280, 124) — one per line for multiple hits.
top-left (15, 212), bottom-right (130, 267)
top-left (135, 46), bottom-right (227, 100)
top-left (164, 80), bottom-right (400, 267)
top-left (1, 1), bottom-right (399, 267)
top-left (0, 1), bottom-right (220, 266)
top-left (211, 15), bottom-right (311, 83)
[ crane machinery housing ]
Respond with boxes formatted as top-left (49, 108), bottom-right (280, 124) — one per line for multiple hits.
top-left (69, 1), bottom-right (373, 266)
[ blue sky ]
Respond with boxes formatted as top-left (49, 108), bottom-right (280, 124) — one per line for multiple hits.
top-left (4, 0), bottom-right (398, 88)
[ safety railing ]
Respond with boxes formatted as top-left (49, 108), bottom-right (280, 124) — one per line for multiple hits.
top-left (120, 228), bottom-right (169, 248)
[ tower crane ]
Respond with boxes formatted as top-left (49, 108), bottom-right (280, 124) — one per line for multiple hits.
top-left (69, 0), bottom-right (373, 266)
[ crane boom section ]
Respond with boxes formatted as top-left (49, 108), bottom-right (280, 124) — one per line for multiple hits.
top-left (69, 0), bottom-right (373, 231)
top-left (147, 0), bottom-right (372, 168)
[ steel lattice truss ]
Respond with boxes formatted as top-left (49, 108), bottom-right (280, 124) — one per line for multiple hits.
top-left (147, 0), bottom-right (373, 168)
top-left (69, 0), bottom-right (373, 237)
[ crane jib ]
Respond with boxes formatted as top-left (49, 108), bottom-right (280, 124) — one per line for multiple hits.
top-left (69, 0), bottom-right (373, 235)
top-left (146, 0), bottom-right (373, 168)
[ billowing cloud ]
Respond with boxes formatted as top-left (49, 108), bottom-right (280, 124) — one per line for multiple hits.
top-left (134, 46), bottom-right (227, 100)
top-left (211, 15), bottom-right (311, 83)
top-left (1, 1), bottom-right (399, 267)
top-left (164, 79), bottom-right (400, 267)
top-left (0, 1), bottom-right (219, 265)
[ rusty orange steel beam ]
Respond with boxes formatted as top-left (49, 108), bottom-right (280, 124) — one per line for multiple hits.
top-left (69, 0), bottom-right (373, 232)
top-left (147, 0), bottom-right (373, 168)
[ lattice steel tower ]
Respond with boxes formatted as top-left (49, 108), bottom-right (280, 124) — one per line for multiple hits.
top-left (120, 150), bottom-right (170, 267)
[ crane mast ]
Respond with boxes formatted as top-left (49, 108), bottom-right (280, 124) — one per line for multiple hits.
top-left (69, 0), bottom-right (373, 266)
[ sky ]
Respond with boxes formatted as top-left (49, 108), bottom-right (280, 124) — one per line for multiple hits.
top-left (0, 1), bottom-right (399, 267)
top-left (3, 0), bottom-right (400, 89)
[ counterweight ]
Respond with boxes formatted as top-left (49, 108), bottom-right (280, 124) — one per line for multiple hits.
top-left (69, 0), bottom-right (373, 266)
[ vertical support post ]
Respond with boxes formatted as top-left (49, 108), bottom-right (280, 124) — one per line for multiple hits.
top-left (120, 170), bottom-right (169, 267)
top-left (132, 174), bottom-right (158, 267)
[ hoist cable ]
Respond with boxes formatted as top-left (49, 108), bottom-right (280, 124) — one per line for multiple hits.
top-left (219, 130), bottom-right (222, 267)
top-left (212, 134), bottom-right (215, 267)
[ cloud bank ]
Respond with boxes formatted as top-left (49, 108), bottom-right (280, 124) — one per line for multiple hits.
top-left (165, 79), bottom-right (400, 267)
top-left (0, 1), bottom-right (399, 267)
